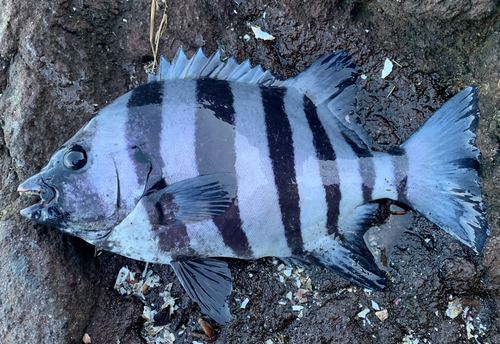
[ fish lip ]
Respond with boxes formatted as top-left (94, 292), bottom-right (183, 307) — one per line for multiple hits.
top-left (18, 181), bottom-right (59, 214)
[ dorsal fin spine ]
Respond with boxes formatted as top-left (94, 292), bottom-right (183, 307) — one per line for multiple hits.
top-left (148, 46), bottom-right (280, 86)
top-left (148, 47), bottom-right (371, 149)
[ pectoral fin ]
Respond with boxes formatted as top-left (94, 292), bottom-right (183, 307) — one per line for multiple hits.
top-left (144, 173), bottom-right (237, 225)
top-left (171, 258), bottom-right (233, 324)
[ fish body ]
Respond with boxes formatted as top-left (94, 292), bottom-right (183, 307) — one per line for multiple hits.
top-left (18, 48), bottom-right (490, 324)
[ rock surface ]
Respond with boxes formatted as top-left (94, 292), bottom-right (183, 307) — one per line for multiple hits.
top-left (1, 0), bottom-right (499, 343)
top-left (374, 0), bottom-right (498, 20)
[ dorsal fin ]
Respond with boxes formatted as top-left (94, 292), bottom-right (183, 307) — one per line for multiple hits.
top-left (279, 51), bottom-right (371, 148)
top-left (148, 46), bottom-right (280, 86)
top-left (148, 47), bottom-right (372, 148)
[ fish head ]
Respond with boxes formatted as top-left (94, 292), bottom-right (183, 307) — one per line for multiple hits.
top-left (18, 106), bottom-right (151, 241)
top-left (17, 140), bottom-right (121, 240)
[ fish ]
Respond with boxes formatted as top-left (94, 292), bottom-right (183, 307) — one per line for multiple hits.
top-left (18, 47), bottom-right (490, 324)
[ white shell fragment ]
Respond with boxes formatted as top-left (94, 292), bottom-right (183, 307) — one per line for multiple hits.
top-left (250, 25), bottom-right (275, 40)
top-left (142, 283), bottom-right (177, 343)
top-left (241, 297), bottom-right (250, 309)
top-left (114, 266), bottom-right (130, 289)
top-left (114, 266), bottom-right (179, 342)
top-left (371, 300), bottom-right (380, 311)
top-left (446, 299), bottom-right (463, 319)
top-left (357, 308), bottom-right (370, 318)
top-left (375, 309), bottom-right (388, 321)
top-left (82, 333), bottom-right (91, 343)
top-left (381, 58), bottom-right (393, 79)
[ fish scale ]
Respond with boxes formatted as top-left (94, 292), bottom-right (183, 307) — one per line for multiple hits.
top-left (18, 47), bottom-right (490, 325)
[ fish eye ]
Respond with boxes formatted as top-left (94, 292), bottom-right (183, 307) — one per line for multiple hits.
top-left (63, 145), bottom-right (88, 170)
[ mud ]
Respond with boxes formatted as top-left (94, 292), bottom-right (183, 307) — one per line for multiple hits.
top-left (1, 0), bottom-right (499, 343)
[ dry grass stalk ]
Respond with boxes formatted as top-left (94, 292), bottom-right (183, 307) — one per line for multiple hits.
top-left (149, 0), bottom-right (168, 74)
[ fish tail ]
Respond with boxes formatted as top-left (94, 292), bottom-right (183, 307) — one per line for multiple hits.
top-left (398, 86), bottom-right (490, 253)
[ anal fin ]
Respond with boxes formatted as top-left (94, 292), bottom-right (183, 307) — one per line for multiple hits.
top-left (306, 203), bottom-right (385, 290)
top-left (170, 258), bottom-right (233, 324)
top-left (338, 203), bottom-right (379, 257)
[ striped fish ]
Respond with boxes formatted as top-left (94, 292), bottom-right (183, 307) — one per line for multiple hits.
top-left (18, 48), bottom-right (490, 324)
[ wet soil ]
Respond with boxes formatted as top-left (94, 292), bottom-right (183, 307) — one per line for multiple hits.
top-left (1, 0), bottom-right (499, 343)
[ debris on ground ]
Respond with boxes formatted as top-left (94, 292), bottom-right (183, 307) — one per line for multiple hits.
top-left (445, 297), bottom-right (463, 319)
top-left (381, 58), bottom-right (393, 79)
top-left (357, 308), bottom-right (370, 319)
top-left (250, 25), bottom-right (275, 40)
top-left (141, 282), bottom-right (178, 343)
top-left (114, 266), bottom-right (180, 343)
top-left (375, 309), bottom-right (388, 321)
top-left (114, 266), bottom-right (161, 299)
top-left (189, 318), bottom-right (217, 342)
top-left (82, 333), bottom-right (91, 343)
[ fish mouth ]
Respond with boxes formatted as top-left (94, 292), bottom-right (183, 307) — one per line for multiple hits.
top-left (18, 180), bottom-right (59, 218)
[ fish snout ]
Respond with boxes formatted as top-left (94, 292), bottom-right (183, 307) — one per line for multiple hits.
top-left (18, 176), bottom-right (58, 204)
top-left (18, 175), bottom-right (61, 222)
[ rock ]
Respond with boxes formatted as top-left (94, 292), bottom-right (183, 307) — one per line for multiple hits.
top-left (0, 220), bottom-right (94, 342)
top-left (483, 236), bottom-right (500, 283)
top-left (375, 0), bottom-right (498, 20)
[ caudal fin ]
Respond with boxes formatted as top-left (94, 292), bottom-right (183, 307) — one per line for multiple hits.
top-left (400, 86), bottom-right (490, 253)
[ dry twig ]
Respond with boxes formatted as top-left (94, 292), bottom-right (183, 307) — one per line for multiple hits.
top-left (149, 0), bottom-right (168, 74)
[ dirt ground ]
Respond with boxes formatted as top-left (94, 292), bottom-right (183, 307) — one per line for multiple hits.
top-left (1, 0), bottom-right (500, 343)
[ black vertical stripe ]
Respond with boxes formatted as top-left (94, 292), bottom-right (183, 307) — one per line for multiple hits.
top-left (196, 79), bottom-right (235, 124)
top-left (396, 176), bottom-right (409, 205)
top-left (303, 96), bottom-right (336, 161)
top-left (303, 95), bottom-right (341, 237)
top-left (212, 198), bottom-right (253, 258)
top-left (324, 184), bottom-right (342, 236)
top-left (339, 116), bottom-right (375, 203)
top-left (362, 184), bottom-right (373, 202)
top-left (157, 224), bottom-right (195, 255)
top-left (262, 86), bottom-right (304, 254)
top-left (391, 150), bottom-right (409, 205)
top-left (126, 82), bottom-right (164, 196)
top-left (144, 195), bottom-right (194, 255)
top-left (196, 79), bottom-right (252, 258)
top-left (359, 158), bottom-right (375, 202)
top-left (212, 197), bottom-right (253, 258)
top-left (341, 131), bottom-right (373, 158)
top-left (128, 82), bottom-right (164, 107)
